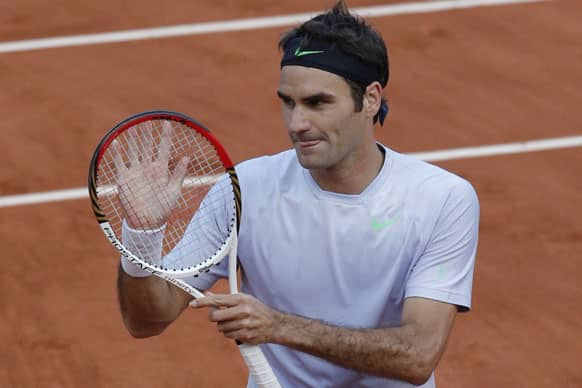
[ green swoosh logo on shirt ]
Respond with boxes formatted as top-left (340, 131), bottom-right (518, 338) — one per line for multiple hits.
top-left (371, 217), bottom-right (400, 231)
top-left (294, 48), bottom-right (325, 57)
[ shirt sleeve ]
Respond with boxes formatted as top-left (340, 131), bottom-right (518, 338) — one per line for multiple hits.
top-left (405, 179), bottom-right (480, 311)
top-left (121, 175), bottom-right (234, 290)
top-left (164, 175), bottom-right (233, 291)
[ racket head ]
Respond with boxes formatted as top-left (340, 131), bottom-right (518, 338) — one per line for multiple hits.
top-left (88, 110), bottom-right (241, 276)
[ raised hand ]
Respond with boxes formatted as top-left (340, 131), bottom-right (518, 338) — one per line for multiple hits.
top-left (112, 121), bottom-right (189, 229)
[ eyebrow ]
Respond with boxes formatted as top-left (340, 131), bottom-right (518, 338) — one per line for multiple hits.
top-left (276, 90), bottom-right (290, 100)
top-left (276, 91), bottom-right (336, 104)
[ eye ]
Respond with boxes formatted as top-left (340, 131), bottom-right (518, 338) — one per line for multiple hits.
top-left (307, 100), bottom-right (324, 108)
top-left (281, 97), bottom-right (295, 108)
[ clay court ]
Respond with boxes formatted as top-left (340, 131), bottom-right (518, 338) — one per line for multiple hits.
top-left (1, 0), bottom-right (581, 387)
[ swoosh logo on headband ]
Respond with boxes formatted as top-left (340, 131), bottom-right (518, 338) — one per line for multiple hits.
top-left (294, 48), bottom-right (325, 57)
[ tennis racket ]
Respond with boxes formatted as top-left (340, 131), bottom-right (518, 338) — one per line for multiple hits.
top-left (88, 110), bottom-right (281, 388)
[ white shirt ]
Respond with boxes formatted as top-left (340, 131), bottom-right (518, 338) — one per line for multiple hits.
top-left (188, 144), bottom-right (479, 388)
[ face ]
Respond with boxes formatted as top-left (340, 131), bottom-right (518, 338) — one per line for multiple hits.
top-left (277, 66), bottom-right (370, 171)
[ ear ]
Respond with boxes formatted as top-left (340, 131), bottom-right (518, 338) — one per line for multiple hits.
top-left (363, 81), bottom-right (383, 119)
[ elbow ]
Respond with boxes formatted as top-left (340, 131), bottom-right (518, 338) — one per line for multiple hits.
top-left (123, 317), bottom-right (168, 339)
top-left (390, 347), bottom-right (437, 386)
top-left (404, 356), bottom-right (437, 386)
top-left (127, 327), bottom-right (164, 339)
top-left (397, 365), bottom-right (432, 386)
top-left (408, 370), bottom-right (433, 386)
top-left (377, 358), bottom-right (434, 385)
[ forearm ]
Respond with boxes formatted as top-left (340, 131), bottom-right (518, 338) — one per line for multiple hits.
top-left (273, 313), bottom-right (433, 385)
top-left (117, 266), bottom-right (190, 338)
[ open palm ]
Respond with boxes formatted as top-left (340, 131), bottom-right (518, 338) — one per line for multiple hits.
top-left (113, 121), bottom-right (189, 230)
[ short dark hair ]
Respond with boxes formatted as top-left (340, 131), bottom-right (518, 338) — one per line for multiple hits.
top-left (279, 0), bottom-right (389, 120)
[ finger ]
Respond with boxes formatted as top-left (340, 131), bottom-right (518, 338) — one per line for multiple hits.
top-left (207, 306), bottom-right (217, 320)
top-left (127, 127), bottom-right (140, 165)
top-left (111, 140), bottom-right (127, 174)
top-left (157, 120), bottom-right (174, 166)
top-left (193, 294), bottom-right (241, 309)
top-left (221, 329), bottom-right (251, 343)
top-left (217, 318), bottom-right (249, 333)
top-left (188, 290), bottom-right (216, 308)
top-left (141, 121), bottom-right (154, 163)
top-left (209, 304), bottom-right (250, 322)
top-left (169, 156), bottom-right (190, 189)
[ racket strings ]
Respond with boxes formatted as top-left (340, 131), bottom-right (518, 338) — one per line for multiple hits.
top-left (96, 119), bottom-right (236, 272)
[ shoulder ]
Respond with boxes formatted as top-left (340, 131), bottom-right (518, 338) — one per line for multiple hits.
top-left (381, 146), bottom-right (479, 227)
top-left (385, 146), bottom-right (478, 205)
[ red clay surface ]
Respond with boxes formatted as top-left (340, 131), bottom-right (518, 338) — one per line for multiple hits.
top-left (1, 1), bottom-right (581, 387)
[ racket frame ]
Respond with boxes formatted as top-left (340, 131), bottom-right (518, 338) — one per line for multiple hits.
top-left (89, 110), bottom-right (241, 276)
top-left (88, 110), bottom-right (281, 388)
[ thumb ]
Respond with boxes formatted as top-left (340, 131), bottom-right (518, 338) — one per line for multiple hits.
top-left (170, 156), bottom-right (189, 188)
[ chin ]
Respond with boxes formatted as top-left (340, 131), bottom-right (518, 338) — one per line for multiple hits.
top-left (295, 152), bottom-right (328, 170)
top-left (292, 142), bottom-right (334, 170)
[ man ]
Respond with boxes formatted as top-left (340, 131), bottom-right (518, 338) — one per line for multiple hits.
top-left (117, 2), bottom-right (480, 387)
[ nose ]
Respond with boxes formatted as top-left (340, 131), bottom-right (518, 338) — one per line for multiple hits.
top-left (287, 106), bottom-right (310, 134)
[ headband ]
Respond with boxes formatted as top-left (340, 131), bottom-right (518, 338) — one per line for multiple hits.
top-left (280, 37), bottom-right (389, 125)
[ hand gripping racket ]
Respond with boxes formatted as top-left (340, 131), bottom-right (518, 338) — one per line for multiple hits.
top-left (88, 110), bottom-right (281, 388)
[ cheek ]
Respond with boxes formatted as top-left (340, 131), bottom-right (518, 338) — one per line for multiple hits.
top-left (331, 115), bottom-right (365, 152)
top-left (330, 112), bottom-right (358, 140)
top-left (280, 106), bottom-right (291, 125)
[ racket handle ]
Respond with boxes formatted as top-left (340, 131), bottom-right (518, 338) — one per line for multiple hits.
top-left (238, 343), bottom-right (281, 388)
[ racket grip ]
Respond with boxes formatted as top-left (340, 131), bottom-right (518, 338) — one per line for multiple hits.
top-left (238, 344), bottom-right (281, 388)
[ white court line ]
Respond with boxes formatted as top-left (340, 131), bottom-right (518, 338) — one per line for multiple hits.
top-left (96, 175), bottom-right (222, 197)
top-left (0, 0), bottom-right (546, 54)
top-left (410, 135), bottom-right (582, 161)
top-left (0, 134), bottom-right (580, 208)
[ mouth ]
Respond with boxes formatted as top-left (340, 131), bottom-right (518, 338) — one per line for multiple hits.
top-left (296, 139), bottom-right (321, 148)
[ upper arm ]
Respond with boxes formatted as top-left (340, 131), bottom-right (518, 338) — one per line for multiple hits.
top-left (401, 296), bottom-right (458, 370)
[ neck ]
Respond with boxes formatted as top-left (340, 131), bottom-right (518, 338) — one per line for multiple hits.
top-left (310, 142), bottom-right (385, 195)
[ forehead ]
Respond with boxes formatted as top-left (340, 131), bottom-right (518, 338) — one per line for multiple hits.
top-left (278, 66), bottom-right (351, 97)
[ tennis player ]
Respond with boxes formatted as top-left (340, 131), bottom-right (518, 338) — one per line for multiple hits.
top-left (117, 1), bottom-right (480, 387)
